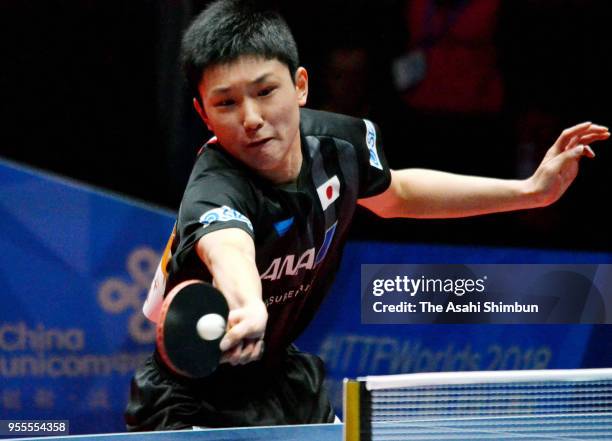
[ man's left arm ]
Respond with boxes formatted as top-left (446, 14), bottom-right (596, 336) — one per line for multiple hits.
top-left (359, 122), bottom-right (609, 219)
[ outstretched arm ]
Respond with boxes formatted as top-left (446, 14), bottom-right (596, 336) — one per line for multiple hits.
top-left (359, 122), bottom-right (609, 219)
top-left (196, 228), bottom-right (267, 365)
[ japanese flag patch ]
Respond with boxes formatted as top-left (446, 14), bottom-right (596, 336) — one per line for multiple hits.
top-left (316, 175), bottom-right (340, 211)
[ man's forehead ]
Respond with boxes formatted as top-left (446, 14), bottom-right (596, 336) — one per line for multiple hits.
top-left (200, 57), bottom-right (289, 94)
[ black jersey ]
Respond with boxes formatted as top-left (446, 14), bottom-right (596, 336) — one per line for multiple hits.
top-left (168, 108), bottom-right (391, 358)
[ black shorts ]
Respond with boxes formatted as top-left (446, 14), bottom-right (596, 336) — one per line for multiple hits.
top-left (124, 345), bottom-right (335, 431)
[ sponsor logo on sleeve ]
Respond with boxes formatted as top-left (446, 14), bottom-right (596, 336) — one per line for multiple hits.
top-left (316, 175), bottom-right (340, 211)
top-left (364, 119), bottom-right (383, 170)
top-left (199, 206), bottom-right (253, 232)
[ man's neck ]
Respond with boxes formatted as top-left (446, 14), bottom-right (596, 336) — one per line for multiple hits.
top-left (261, 135), bottom-right (303, 185)
top-left (265, 146), bottom-right (303, 185)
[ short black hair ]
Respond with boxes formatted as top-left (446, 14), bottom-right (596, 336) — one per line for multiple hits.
top-left (181, 0), bottom-right (299, 102)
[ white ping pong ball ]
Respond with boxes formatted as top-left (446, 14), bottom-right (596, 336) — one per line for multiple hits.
top-left (196, 314), bottom-right (226, 341)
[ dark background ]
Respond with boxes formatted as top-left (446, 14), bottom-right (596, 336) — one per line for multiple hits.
top-left (2, 0), bottom-right (611, 251)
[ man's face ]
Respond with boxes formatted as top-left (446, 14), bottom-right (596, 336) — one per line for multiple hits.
top-left (196, 57), bottom-right (308, 183)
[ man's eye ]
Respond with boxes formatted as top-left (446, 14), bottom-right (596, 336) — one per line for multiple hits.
top-left (216, 99), bottom-right (235, 107)
top-left (258, 87), bottom-right (276, 97)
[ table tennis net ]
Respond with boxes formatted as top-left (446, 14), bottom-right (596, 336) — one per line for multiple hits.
top-left (343, 368), bottom-right (612, 440)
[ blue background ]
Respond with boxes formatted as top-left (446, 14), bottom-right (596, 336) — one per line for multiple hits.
top-left (1, 159), bottom-right (611, 434)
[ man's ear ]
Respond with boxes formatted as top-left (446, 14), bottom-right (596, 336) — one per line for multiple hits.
top-left (193, 97), bottom-right (212, 131)
top-left (294, 67), bottom-right (309, 107)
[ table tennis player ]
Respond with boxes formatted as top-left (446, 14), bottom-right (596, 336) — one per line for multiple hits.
top-left (125, 0), bottom-right (609, 431)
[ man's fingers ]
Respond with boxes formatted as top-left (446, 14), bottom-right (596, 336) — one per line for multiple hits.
top-left (238, 338), bottom-right (265, 364)
top-left (549, 145), bottom-right (586, 167)
top-left (568, 144), bottom-right (590, 159)
top-left (569, 144), bottom-right (595, 159)
top-left (237, 341), bottom-right (255, 364)
top-left (545, 135), bottom-right (579, 161)
top-left (578, 132), bottom-right (610, 145)
top-left (554, 123), bottom-right (609, 154)
top-left (220, 341), bottom-right (243, 365)
top-left (219, 317), bottom-right (263, 352)
top-left (219, 310), bottom-right (248, 351)
top-left (219, 324), bottom-right (243, 351)
top-left (217, 303), bottom-right (267, 365)
top-left (252, 338), bottom-right (265, 361)
top-left (556, 122), bottom-right (593, 150)
top-left (554, 123), bottom-right (607, 150)
top-left (567, 135), bottom-right (580, 151)
top-left (236, 338), bottom-right (259, 364)
top-left (219, 320), bottom-right (247, 352)
top-left (219, 331), bottom-right (234, 352)
top-left (226, 309), bottom-right (244, 327)
top-left (220, 338), bottom-right (264, 365)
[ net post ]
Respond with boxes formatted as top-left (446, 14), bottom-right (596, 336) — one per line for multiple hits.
top-left (343, 378), bottom-right (372, 441)
top-left (343, 378), bottom-right (360, 441)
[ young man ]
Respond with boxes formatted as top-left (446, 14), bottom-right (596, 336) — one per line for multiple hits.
top-left (125, 0), bottom-right (609, 431)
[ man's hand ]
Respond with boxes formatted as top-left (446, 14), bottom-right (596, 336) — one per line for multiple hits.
top-left (527, 122), bottom-right (609, 207)
top-left (219, 299), bottom-right (267, 365)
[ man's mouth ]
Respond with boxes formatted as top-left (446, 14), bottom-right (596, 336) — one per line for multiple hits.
top-left (247, 138), bottom-right (272, 148)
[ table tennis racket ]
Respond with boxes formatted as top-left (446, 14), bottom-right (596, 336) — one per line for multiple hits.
top-left (156, 280), bottom-right (229, 378)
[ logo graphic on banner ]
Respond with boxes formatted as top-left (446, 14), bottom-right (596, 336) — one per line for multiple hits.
top-left (317, 175), bottom-right (340, 210)
top-left (0, 159), bottom-right (176, 434)
top-left (98, 247), bottom-right (159, 343)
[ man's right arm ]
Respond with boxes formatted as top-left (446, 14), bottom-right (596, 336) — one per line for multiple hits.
top-left (196, 228), bottom-right (267, 365)
top-left (358, 122), bottom-right (608, 219)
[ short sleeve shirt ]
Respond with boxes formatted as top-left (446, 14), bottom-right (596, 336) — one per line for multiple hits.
top-left (168, 108), bottom-right (391, 357)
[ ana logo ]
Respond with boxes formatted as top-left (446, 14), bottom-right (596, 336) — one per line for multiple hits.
top-left (316, 175), bottom-right (340, 211)
top-left (364, 119), bottom-right (383, 170)
top-left (261, 222), bottom-right (337, 281)
top-left (97, 247), bottom-right (159, 344)
top-left (261, 248), bottom-right (315, 281)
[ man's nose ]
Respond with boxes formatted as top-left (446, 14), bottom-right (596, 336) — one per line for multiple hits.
top-left (242, 99), bottom-right (264, 132)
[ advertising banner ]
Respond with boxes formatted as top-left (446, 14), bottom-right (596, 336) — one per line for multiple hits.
top-left (1, 159), bottom-right (610, 432)
top-left (0, 160), bottom-right (173, 434)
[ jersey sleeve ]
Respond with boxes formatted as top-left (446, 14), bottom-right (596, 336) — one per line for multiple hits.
top-left (173, 169), bottom-right (257, 265)
top-left (353, 118), bottom-right (392, 198)
top-left (299, 108), bottom-right (392, 198)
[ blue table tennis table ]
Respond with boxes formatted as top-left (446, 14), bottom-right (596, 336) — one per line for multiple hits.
top-left (5, 424), bottom-right (342, 441)
top-left (8, 414), bottom-right (612, 441)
